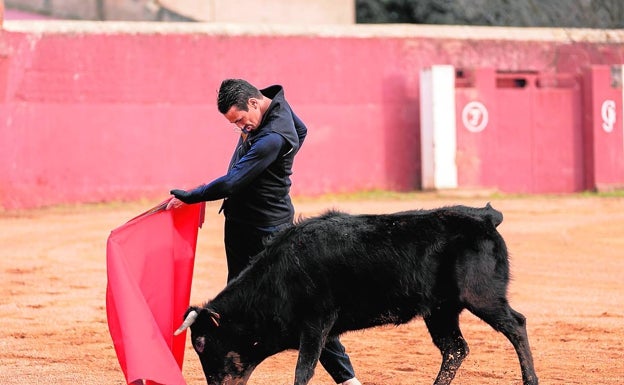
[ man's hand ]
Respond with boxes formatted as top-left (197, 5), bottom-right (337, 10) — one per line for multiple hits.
top-left (166, 197), bottom-right (185, 210)
top-left (166, 189), bottom-right (193, 210)
top-left (170, 189), bottom-right (192, 202)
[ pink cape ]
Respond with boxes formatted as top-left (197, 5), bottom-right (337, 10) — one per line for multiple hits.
top-left (106, 199), bottom-right (204, 385)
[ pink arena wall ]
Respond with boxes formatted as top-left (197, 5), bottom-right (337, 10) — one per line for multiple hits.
top-left (1, 21), bottom-right (624, 209)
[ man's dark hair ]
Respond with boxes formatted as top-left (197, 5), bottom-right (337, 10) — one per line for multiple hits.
top-left (217, 79), bottom-right (262, 114)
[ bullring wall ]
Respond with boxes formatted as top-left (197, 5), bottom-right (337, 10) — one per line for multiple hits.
top-left (1, 21), bottom-right (623, 209)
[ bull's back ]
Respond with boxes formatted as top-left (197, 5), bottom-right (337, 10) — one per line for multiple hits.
top-left (260, 206), bottom-right (508, 332)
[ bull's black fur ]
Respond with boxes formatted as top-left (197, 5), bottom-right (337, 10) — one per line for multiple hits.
top-left (182, 204), bottom-right (538, 385)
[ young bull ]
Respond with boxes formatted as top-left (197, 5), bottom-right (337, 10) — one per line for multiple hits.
top-left (175, 204), bottom-right (538, 385)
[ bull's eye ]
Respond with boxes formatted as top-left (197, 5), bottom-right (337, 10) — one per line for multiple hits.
top-left (194, 336), bottom-right (206, 353)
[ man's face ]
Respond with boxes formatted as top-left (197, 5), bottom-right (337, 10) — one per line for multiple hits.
top-left (224, 99), bottom-right (262, 134)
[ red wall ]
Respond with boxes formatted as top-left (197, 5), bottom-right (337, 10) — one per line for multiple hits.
top-left (1, 22), bottom-right (624, 209)
top-left (455, 69), bottom-right (586, 193)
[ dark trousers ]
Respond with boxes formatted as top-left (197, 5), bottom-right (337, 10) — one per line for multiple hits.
top-left (224, 219), bottom-right (356, 383)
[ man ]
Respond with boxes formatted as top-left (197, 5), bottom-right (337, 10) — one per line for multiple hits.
top-left (167, 79), bottom-right (361, 385)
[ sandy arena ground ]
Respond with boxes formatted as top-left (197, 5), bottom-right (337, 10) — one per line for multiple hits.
top-left (1, 193), bottom-right (623, 385)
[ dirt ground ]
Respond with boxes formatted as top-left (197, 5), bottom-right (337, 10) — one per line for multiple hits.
top-left (1, 193), bottom-right (623, 385)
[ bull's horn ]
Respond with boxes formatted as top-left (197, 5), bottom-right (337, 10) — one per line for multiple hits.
top-left (174, 310), bottom-right (198, 336)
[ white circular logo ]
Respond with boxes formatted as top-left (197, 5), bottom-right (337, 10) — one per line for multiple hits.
top-left (462, 101), bottom-right (489, 133)
top-left (601, 99), bottom-right (616, 133)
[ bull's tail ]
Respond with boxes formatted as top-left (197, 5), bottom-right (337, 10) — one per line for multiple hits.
top-left (484, 202), bottom-right (503, 227)
top-left (448, 203), bottom-right (503, 227)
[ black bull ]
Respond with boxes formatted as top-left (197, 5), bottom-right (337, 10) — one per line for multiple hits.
top-left (175, 204), bottom-right (538, 385)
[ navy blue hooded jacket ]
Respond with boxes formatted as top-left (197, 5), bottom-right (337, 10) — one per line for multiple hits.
top-left (181, 85), bottom-right (307, 227)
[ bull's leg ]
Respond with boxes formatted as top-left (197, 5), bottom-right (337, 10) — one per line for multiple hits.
top-left (424, 306), bottom-right (469, 385)
top-left (468, 301), bottom-right (538, 385)
top-left (294, 318), bottom-right (334, 385)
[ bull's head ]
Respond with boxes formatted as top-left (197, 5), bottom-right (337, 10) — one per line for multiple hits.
top-left (175, 306), bottom-right (263, 385)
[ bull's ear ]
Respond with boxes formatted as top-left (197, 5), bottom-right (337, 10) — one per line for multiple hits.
top-left (192, 306), bottom-right (221, 328)
top-left (205, 307), bottom-right (221, 327)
